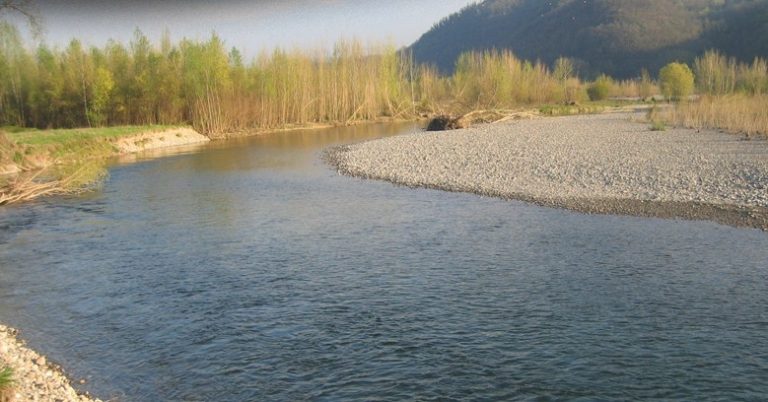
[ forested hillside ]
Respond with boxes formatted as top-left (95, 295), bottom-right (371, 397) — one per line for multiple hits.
top-left (410, 0), bottom-right (768, 78)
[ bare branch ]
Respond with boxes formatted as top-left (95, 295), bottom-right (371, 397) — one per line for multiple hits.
top-left (0, 0), bottom-right (43, 38)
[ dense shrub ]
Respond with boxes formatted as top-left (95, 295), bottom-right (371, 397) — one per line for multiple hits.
top-left (587, 75), bottom-right (613, 101)
top-left (660, 62), bottom-right (695, 100)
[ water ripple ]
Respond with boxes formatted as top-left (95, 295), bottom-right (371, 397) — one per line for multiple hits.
top-left (0, 123), bottom-right (767, 401)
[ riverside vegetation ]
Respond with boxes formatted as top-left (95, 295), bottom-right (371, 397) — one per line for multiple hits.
top-left (1, 21), bottom-right (768, 204)
top-left (639, 51), bottom-right (768, 137)
top-left (0, 125), bottom-right (192, 205)
top-left (0, 366), bottom-right (12, 402)
top-left (0, 23), bottom-right (420, 135)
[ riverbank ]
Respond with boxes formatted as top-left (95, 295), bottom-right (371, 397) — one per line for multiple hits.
top-left (111, 127), bottom-right (210, 153)
top-left (0, 126), bottom-right (210, 205)
top-left (328, 111), bottom-right (768, 230)
top-left (3, 125), bottom-right (210, 169)
top-left (1, 119), bottom-right (415, 175)
top-left (0, 325), bottom-right (100, 402)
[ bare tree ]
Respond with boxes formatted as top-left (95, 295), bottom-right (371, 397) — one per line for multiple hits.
top-left (0, 0), bottom-right (42, 37)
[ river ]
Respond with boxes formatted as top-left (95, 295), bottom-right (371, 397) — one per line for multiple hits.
top-left (1, 123), bottom-right (767, 401)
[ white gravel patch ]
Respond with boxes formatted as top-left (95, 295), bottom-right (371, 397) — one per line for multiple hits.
top-left (329, 112), bottom-right (768, 227)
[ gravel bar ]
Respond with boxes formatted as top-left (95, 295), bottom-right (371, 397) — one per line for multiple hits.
top-left (1, 325), bottom-right (101, 402)
top-left (327, 112), bottom-right (768, 230)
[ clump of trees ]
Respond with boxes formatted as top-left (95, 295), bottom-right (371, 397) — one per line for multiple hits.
top-left (694, 50), bottom-right (768, 95)
top-left (0, 24), bottom-right (422, 135)
top-left (661, 52), bottom-right (768, 136)
top-left (656, 52), bottom-right (767, 102)
top-left (431, 50), bottom-right (581, 111)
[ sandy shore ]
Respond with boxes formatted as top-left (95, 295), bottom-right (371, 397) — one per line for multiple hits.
top-left (327, 112), bottom-right (768, 230)
top-left (0, 325), bottom-right (100, 402)
top-left (114, 127), bottom-right (210, 153)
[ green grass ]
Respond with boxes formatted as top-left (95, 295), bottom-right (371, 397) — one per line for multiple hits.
top-left (538, 99), bottom-right (643, 116)
top-left (1, 125), bottom-right (188, 195)
top-left (0, 126), bottom-right (31, 134)
top-left (0, 366), bottom-right (12, 390)
top-left (0, 367), bottom-right (12, 402)
top-left (6, 125), bottom-right (183, 146)
top-left (650, 120), bottom-right (667, 131)
top-left (539, 103), bottom-right (605, 116)
top-left (3, 124), bottom-right (188, 164)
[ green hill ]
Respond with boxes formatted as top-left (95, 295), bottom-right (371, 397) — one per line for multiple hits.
top-left (410, 0), bottom-right (768, 78)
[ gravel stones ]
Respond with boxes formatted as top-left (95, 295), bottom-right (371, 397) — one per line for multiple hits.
top-left (0, 325), bottom-right (101, 402)
top-left (328, 112), bottom-right (768, 230)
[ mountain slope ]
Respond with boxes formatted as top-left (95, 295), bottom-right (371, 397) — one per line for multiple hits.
top-left (410, 0), bottom-right (768, 78)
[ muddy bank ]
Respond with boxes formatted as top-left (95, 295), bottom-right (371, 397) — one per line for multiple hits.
top-left (327, 112), bottom-right (768, 230)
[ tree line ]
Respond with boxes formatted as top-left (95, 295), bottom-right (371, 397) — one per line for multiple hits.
top-left (2, 20), bottom-right (767, 136)
top-left (0, 23), bottom-right (612, 135)
top-left (0, 23), bottom-right (421, 135)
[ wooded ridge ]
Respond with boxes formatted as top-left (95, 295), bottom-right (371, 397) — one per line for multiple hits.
top-left (409, 0), bottom-right (768, 78)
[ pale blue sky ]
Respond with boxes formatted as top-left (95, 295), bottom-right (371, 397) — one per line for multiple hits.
top-left (18, 0), bottom-right (475, 55)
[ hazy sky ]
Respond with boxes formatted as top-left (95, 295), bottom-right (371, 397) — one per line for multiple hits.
top-left (11, 0), bottom-right (475, 54)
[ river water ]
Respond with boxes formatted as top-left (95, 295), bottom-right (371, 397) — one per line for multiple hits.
top-left (1, 123), bottom-right (767, 401)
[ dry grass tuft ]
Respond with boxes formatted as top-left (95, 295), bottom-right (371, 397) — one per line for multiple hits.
top-left (662, 95), bottom-right (768, 137)
top-left (0, 163), bottom-right (106, 206)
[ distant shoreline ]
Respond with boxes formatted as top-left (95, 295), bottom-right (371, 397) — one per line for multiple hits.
top-left (327, 112), bottom-right (768, 231)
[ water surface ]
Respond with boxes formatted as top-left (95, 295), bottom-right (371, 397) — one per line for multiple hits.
top-left (1, 123), bottom-right (767, 401)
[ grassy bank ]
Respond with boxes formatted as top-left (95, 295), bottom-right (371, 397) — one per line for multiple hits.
top-left (0, 125), bottom-right (187, 205)
top-left (2, 125), bottom-right (183, 168)
top-left (6, 125), bottom-right (178, 145)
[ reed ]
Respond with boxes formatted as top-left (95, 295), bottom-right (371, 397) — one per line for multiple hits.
top-left (663, 94), bottom-right (768, 137)
top-left (610, 76), bottom-right (659, 99)
top-left (447, 49), bottom-right (573, 112)
top-left (695, 50), bottom-right (768, 95)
